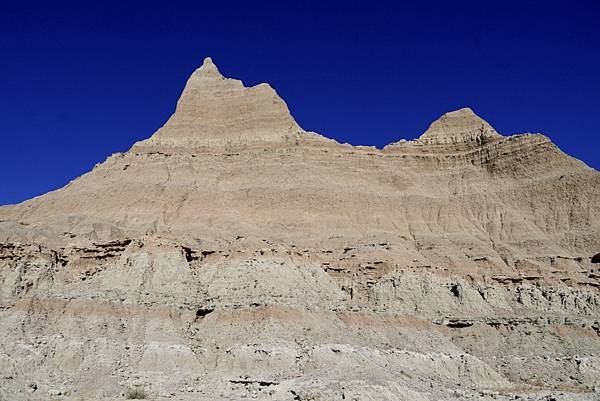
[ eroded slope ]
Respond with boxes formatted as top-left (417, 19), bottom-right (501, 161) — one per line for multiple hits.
top-left (0, 57), bottom-right (599, 400)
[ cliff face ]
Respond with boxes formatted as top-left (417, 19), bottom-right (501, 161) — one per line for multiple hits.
top-left (0, 57), bottom-right (599, 401)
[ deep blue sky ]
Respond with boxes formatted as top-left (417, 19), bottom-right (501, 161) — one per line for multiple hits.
top-left (1, 0), bottom-right (599, 205)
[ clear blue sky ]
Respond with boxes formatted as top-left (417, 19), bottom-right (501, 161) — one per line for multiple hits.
top-left (1, 0), bottom-right (599, 205)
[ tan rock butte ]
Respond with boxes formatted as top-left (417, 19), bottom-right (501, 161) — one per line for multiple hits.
top-left (0, 57), bottom-right (599, 401)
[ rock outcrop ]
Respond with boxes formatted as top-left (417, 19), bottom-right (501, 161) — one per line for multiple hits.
top-left (416, 107), bottom-right (503, 145)
top-left (0, 57), bottom-right (599, 401)
top-left (136, 57), bottom-right (305, 150)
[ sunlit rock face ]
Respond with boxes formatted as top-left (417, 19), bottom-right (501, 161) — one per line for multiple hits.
top-left (0, 57), bottom-right (599, 401)
top-left (138, 57), bottom-right (304, 149)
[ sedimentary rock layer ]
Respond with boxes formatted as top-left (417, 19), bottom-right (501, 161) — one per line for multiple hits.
top-left (0, 57), bottom-right (598, 400)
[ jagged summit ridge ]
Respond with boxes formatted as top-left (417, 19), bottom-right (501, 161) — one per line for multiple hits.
top-left (129, 57), bottom-right (529, 155)
top-left (136, 57), bottom-right (504, 152)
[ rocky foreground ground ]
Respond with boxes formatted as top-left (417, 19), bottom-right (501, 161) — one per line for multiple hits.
top-left (0, 58), bottom-right (599, 400)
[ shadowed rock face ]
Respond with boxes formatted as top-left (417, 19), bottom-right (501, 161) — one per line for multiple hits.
top-left (0, 57), bottom-right (599, 401)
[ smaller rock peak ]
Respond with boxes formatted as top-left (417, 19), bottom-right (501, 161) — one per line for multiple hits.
top-left (418, 107), bottom-right (502, 145)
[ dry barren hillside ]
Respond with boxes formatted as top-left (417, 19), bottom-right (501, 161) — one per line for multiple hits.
top-left (0, 57), bottom-right (599, 401)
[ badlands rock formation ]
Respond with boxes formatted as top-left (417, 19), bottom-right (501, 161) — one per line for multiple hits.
top-left (0, 57), bottom-right (599, 401)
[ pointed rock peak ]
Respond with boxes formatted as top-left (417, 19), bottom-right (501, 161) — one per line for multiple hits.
top-left (195, 56), bottom-right (223, 79)
top-left (418, 107), bottom-right (503, 145)
top-left (139, 57), bottom-right (307, 150)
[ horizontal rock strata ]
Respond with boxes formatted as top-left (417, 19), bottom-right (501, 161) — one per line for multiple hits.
top-left (0, 57), bottom-right (598, 400)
